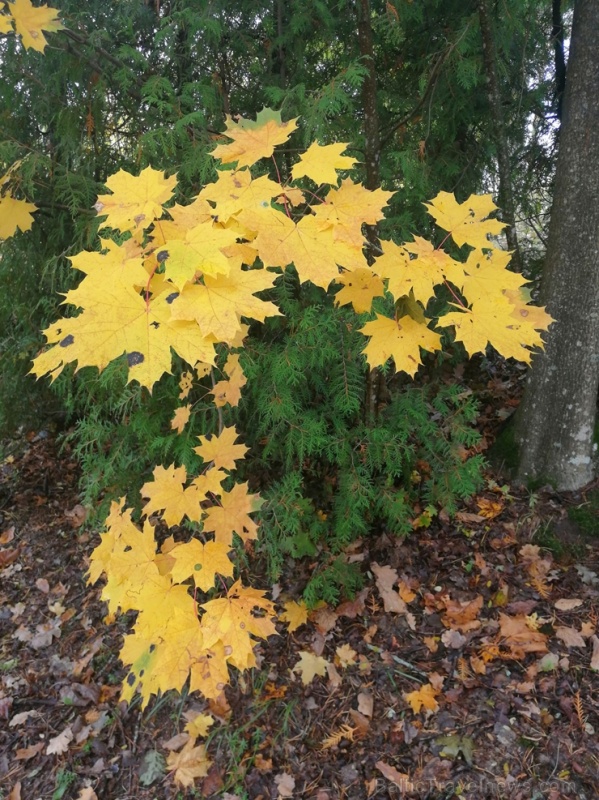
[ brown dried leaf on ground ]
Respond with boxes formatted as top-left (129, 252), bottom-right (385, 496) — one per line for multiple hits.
top-left (166, 739), bottom-right (211, 787)
top-left (46, 725), bottom-right (73, 755)
top-left (375, 761), bottom-right (414, 791)
top-left (498, 613), bottom-right (548, 655)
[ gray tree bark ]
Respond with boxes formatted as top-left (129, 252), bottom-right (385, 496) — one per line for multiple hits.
top-left (516, 0), bottom-right (599, 491)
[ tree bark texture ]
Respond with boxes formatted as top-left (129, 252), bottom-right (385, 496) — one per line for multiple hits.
top-left (356, 0), bottom-right (382, 420)
top-left (478, 0), bottom-right (522, 272)
top-left (551, 0), bottom-right (566, 122)
top-left (516, 0), bottom-right (599, 491)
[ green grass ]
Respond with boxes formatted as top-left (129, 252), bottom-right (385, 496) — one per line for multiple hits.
top-left (568, 489), bottom-right (599, 537)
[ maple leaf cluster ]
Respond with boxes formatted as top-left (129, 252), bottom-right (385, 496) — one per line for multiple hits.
top-left (10, 108), bottom-right (552, 709)
top-left (86, 424), bottom-right (275, 708)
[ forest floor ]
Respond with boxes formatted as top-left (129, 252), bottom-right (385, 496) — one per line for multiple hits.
top-left (1, 380), bottom-right (599, 800)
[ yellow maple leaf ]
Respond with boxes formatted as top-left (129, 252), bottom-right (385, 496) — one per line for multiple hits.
top-left (0, 12), bottom-right (12, 34)
top-left (169, 539), bottom-right (235, 592)
top-left (161, 221), bottom-right (238, 289)
top-left (170, 263), bottom-right (281, 343)
top-left (292, 651), bottom-right (329, 684)
top-left (171, 405), bottom-right (191, 433)
top-left (100, 522), bottom-right (165, 616)
top-left (210, 352), bottom-right (247, 408)
top-left (87, 499), bottom-right (138, 586)
top-left (251, 207), bottom-right (366, 289)
top-left (278, 187), bottom-right (305, 207)
top-left (291, 141), bottom-right (357, 185)
top-left (189, 467), bottom-right (227, 501)
top-left (194, 425), bottom-right (248, 471)
top-left (400, 236), bottom-right (466, 301)
top-left (200, 169), bottom-right (281, 223)
top-left (189, 640), bottom-right (231, 698)
top-left (280, 599), bottom-right (308, 632)
top-left (0, 192), bottom-right (37, 239)
top-left (360, 313), bottom-right (442, 375)
top-left (334, 268), bottom-right (385, 313)
top-left (404, 683), bottom-right (440, 714)
top-left (7, 0), bottom-right (63, 51)
top-left (141, 464), bottom-right (202, 526)
top-left (212, 108), bottom-right (298, 168)
top-left (458, 248), bottom-right (528, 304)
top-left (184, 712), bottom-right (214, 739)
top-left (202, 482), bottom-right (262, 546)
top-left (32, 282), bottom-right (216, 389)
top-left (335, 643), bottom-right (357, 668)
top-left (121, 595), bottom-right (205, 703)
top-left (166, 738), bottom-right (211, 787)
top-left (95, 166), bottom-right (177, 231)
top-left (63, 248), bottom-right (150, 307)
top-left (179, 371), bottom-right (194, 399)
top-left (165, 197), bottom-right (213, 229)
top-left (200, 580), bottom-right (277, 670)
top-left (425, 191), bottom-right (505, 250)
top-left (314, 178), bottom-right (392, 247)
top-left (503, 287), bottom-right (554, 334)
top-left (438, 295), bottom-right (543, 363)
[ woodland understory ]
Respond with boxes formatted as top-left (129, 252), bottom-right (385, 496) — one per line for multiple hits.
top-left (1, 364), bottom-right (598, 800)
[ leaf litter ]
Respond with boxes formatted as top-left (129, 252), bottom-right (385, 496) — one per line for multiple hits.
top-left (0, 422), bottom-right (598, 799)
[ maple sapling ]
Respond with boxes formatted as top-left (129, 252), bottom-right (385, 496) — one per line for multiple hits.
top-left (19, 109), bottom-right (553, 711)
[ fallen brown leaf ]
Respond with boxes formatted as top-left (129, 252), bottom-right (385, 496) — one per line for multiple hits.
top-left (15, 742), bottom-right (44, 760)
top-left (166, 740), bottom-right (211, 788)
top-left (375, 761), bottom-right (414, 791)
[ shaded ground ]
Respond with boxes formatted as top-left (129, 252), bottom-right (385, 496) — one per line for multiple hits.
top-left (1, 427), bottom-right (599, 800)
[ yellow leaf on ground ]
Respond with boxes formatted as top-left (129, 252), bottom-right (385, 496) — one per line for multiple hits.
top-left (184, 712), bottom-right (214, 739)
top-left (404, 683), bottom-right (440, 714)
top-left (280, 600), bottom-right (309, 632)
top-left (166, 739), bottom-right (211, 788)
top-left (293, 651), bottom-right (330, 684)
top-left (335, 643), bottom-right (358, 667)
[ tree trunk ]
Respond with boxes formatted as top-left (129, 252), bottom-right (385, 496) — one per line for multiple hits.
top-left (478, 0), bottom-right (522, 272)
top-left (516, 0), bottom-right (599, 491)
top-left (356, 0), bottom-right (383, 420)
top-left (551, 0), bottom-right (566, 122)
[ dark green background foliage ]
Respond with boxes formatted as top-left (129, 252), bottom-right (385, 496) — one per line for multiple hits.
top-left (0, 0), bottom-right (565, 600)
